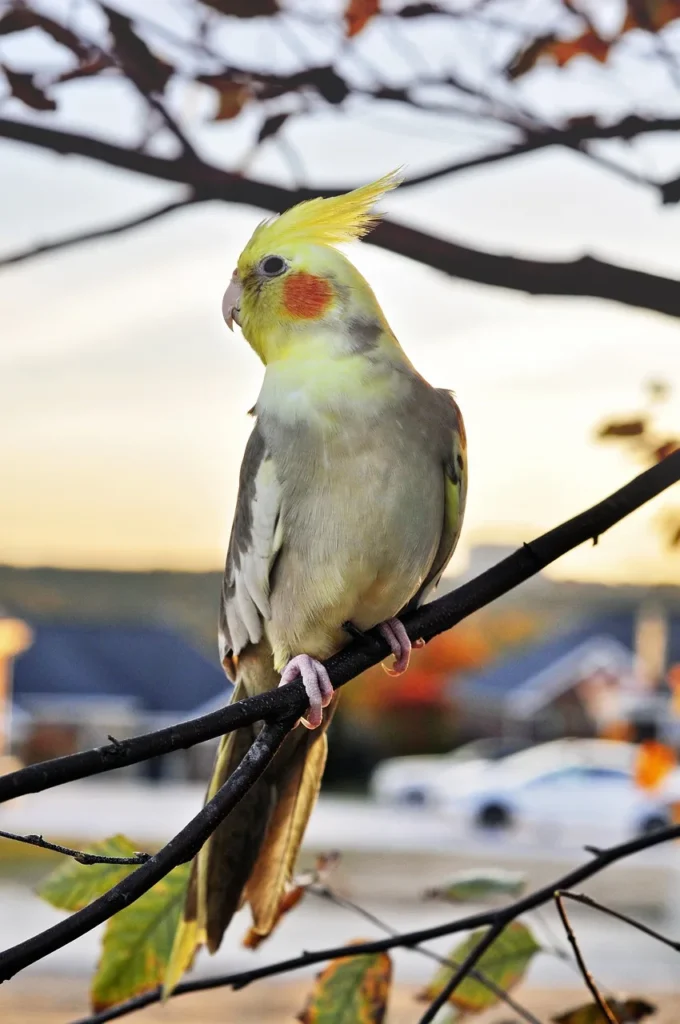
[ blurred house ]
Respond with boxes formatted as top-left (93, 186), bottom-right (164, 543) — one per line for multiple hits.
top-left (454, 605), bottom-right (680, 745)
top-left (9, 622), bottom-right (232, 781)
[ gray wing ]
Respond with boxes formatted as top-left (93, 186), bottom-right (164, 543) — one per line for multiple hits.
top-left (403, 388), bottom-right (467, 612)
top-left (218, 422), bottom-right (283, 678)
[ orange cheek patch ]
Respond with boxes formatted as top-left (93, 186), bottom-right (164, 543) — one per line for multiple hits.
top-left (283, 272), bottom-right (333, 320)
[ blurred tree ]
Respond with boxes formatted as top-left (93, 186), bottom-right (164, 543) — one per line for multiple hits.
top-left (3, 0), bottom-right (680, 315)
top-left (595, 380), bottom-right (680, 547)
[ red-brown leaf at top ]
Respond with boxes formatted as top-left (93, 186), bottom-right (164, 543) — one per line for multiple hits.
top-left (508, 29), bottom-right (610, 78)
top-left (345, 0), bottom-right (380, 37)
top-left (654, 440), bottom-right (680, 462)
top-left (103, 7), bottom-right (173, 95)
top-left (0, 8), bottom-right (89, 58)
top-left (198, 0), bottom-right (279, 15)
top-left (2, 66), bottom-right (56, 111)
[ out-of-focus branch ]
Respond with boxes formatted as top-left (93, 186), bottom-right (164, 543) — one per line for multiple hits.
top-left (3, 117), bottom-right (680, 316)
top-left (0, 195), bottom-right (200, 267)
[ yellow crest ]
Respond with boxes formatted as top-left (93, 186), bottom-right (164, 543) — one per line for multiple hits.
top-left (243, 169), bottom-right (403, 259)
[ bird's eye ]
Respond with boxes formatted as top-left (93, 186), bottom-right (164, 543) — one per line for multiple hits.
top-left (260, 255), bottom-right (287, 277)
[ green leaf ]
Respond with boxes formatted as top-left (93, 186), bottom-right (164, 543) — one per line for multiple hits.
top-left (91, 862), bottom-right (190, 1011)
top-left (37, 835), bottom-right (141, 911)
top-left (553, 997), bottom-right (657, 1024)
top-left (418, 921), bottom-right (540, 1015)
top-left (424, 869), bottom-right (527, 904)
top-left (298, 940), bottom-right (392, 1023)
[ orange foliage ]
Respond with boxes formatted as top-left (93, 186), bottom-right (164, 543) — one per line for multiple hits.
top-left (344, 0), bottom-right (379, 37)
top-left (634, 740), bottom-right (676, 792)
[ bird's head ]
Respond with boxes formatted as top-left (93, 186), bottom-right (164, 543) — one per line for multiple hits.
top-left (222, 170), bottom-right (403, 364)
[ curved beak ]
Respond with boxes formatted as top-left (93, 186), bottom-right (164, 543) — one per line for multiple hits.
top-left (222, 272), bottom-right (242, 331)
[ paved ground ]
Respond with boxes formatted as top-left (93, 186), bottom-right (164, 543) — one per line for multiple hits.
top-left (1, 978), bottom-right (679, 1024)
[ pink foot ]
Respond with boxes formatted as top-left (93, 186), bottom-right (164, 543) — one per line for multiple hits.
top-left (278, 655), bottom-right (334, 730)
top-left (378, 617), bottom-right (419, 676)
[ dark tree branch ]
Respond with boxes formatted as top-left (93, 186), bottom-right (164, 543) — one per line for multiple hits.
top-left (418, 920), bottom-right (507, 1024)
top-left (554, 893), bottom-right (620, 1024)
top-left (0, 450), bottom-right (677, 808)
top-left (0, 717), bottom-right (294, 982)
top-left (0, 830), bottom-right (149, 866)
top-left (0, 454), bottom-right (674, 988)
top-left (0, 195), bottom-right (201, 267)
top-left (3, 116), bottom-right (680, 317)
top-left (313, 886), bottom-right (544, 1024)
top-left (560, 890), bottom-right (680, 954)
top-left (68, 819), bottom-right (680, 1024)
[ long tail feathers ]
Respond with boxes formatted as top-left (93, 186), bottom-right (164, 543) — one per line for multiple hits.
top-left (245, 729), bottom-right (328, 939)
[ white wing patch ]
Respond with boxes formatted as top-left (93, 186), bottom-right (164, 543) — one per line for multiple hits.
top-left (219, 457), bottom-right (283, 664)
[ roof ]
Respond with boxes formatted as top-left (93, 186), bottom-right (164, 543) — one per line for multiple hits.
top-left (456, 611), bottom-right (680, 715)
top-left (12, 622), bottom-right (232, 715)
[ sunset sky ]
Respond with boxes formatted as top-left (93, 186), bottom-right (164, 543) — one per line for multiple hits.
top-left (2, 12), bottom-right (680, 585)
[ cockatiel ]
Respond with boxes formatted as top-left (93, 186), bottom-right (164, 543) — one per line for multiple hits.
top-left (164, 170), bottom-right (466, 991)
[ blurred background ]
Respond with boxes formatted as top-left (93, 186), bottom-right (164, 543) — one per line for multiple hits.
top-left (2, 0), bottom-right (680, 1020)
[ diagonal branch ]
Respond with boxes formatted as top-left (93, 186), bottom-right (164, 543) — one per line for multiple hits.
top-left (0, 830), bottom-right (149, 866)
top-left (0, 454), bottom-right (676, 985)
top-left (560, 890), bottom-right (680, 954)
top-left (0, 450), bottom-right (677, 807)
top-left (3, 117), bottom-right (680, 317)
top-left (554, 893), bottom-right (620, 1023)
top-left (418, 920), bottom-right (507, 1024)
top-left (0, 195), bottom-right (201, 267)
top-left (69, 820), bottom-right (680, 1024)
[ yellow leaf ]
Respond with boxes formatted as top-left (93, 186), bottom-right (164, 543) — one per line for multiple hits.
top-left (242, 884), bottom-right (305, 949)
top-left (298, 941), bottom-right (392, 1023)
top-left (553, 996), bottom-right (656, 1023)
top-left (418, 921), bottom-right (540, 1014)
top-left (91, 862), bottom-right (190, 1011)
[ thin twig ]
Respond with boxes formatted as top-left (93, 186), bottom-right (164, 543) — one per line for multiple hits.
top-left (0, 830), bottom-right (149, 866)
top-left (0, 451), bottom-right (677, 807)
top-left (68, 819), bottom-right (680, 1024)
top-left (418, 920), bottom-right (507, 1024)
top-left (313, 887), bottom-right (544, 1024)
top-left (0, 195), bottom-right (200, 268)
top-left (561, 890), bottom-right (680, 954)
top-left (554, 893), bottom-right (620, 1024)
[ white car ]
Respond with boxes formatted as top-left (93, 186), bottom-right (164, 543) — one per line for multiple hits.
top-left (369, 738), bottom-right (528, 806)
top-left (431, 739), bottom-right (679, 846)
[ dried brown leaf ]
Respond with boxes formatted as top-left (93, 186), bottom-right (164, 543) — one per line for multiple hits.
top-left (2, 66), bottom-right (56, 111)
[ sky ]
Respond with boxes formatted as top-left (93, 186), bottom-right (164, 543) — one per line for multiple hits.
top-left (2, 4), bottom-right (680, 585)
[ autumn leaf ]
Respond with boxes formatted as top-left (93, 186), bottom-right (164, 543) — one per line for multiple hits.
top-left (345, 0), bottom-right (380, 38)
top-left (37, 835), bottom-right (142, 911)
top-left (198, 0), bottom-right (279, 15)
top-left (91, 863), bottom-right (190, 1011)
top-left (553, 996), bottom-right (656, 1023)
top-left (423, 869), bottom-right (527, 904)
top-left (623, 0), bottom-right (680, 32)
top-left (597, 419), bottom-right (647, 439)
top-left (654, 440), bottom-right (679, 461)
top-left (103, 7), bottom-right (173, 95)
top-left (418, 922), bottom-right (540, 1015)
top-left (508, 30), bottom-right (610, 78)
top-left (2, 66), bottom-right (56, 112)
top-left (298, 942), bottom-right (392, 1023)
top-left (634, 740), bottom-right (676, 791)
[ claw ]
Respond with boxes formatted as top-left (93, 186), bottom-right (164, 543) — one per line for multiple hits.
top-left (378, 617), bottom-right (413, 676)
top-left (278, 654), bottom-right (334, 729)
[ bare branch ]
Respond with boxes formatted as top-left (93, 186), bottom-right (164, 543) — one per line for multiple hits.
top-left (0, 717), bottom-right (293, 982)
top-left (3, 117), bottom-right (680, 317)
top-left (0, 195), bottom-right (200, 268)
top-left (0, 830), bottom-right (150, 866)
top-left (554, 893), bottom-right (620, 1023)
top-left (418, 920), bottom-right (507, 1024)
top-left (0, 451), bottom-right (677, 807)
top-left (560, 890), bottom-right (680, 955)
